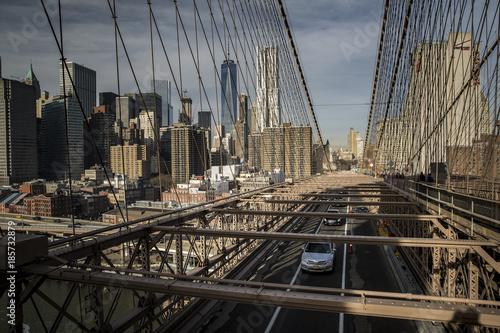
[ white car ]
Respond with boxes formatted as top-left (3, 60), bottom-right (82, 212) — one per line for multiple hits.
top-left (301, 242), bottom-right (336, 272)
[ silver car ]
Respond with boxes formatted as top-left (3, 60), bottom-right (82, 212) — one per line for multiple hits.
top-left (301, 242), bottom-right (336, 272)
top-left (323, 207), bottom-right (346, 226)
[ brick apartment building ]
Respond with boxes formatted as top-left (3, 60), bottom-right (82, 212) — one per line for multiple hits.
top-left (24, 193), bottom-right (71, 217)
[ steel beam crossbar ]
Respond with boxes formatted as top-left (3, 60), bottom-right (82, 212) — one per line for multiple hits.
top-left (153, 226), bottom-right (496, 248)
top-left (283, 193), bottom-right (406, 198)
top-left (23, 265), bottom-right (500, 328)
top-left (209, 208), bottom-right (442, 220)
top-left (244, 199), bottom-right (416, 206)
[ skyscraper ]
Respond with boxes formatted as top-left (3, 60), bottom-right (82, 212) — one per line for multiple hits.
top-left (256, 46), bottom-right (279, 131)
top-left (87, 105), bottom-right (116, 168)
top-left (198, 111), bottom-right (211, 130)
top-left (116, 94), bottom-right (139, 127)
top-left (180, 95), bottom-right (192, 125)
top-left (248, 133), bottom-right (262, 170)
top-left (140, 92), bottom-right (162, 127)
top-left (261, 123), bottom-right (312, 179)
top-left (139, 110), bottom-right (158, 152)
top-left (23, 62), bottom-right (41, 98)
top-left (238, 93), bottom-right (250, 128)
top-left (152, 80), bottom-right (173, 127)
top-left (110, 143), bottom-right (150, 180)
top-left (170, 124), bottom-right (208, 184)
top-left (234, 120), bottom-right (248, 162)
top-left (221, 59), bottom-right (237, 134)
top-left (59, 61), bottom-right (96, 119)
top-left (0, 75), bottom-right (38, 185)
top-left (41, 95), bottom-right (84, 180)
top-left (159, 126), bottom-right (172, 174)
top-left (398, 32), bottom-right (491, 173)
top-left (99, 92), bottom-right (118, 113)
top-left (347, 128), bottom-right (362, 159)
top-left (198, 110), bottom-right (212, 152)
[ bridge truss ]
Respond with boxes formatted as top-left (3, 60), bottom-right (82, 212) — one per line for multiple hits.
top-left (2, 174), bottom-right (500, 332)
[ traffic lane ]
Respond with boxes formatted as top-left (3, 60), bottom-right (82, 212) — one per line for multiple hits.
top-left (203, 206), bottom-right (418, 332)
top-left (202, 207), bottom-right (327, 333)
top-left (343, 218), bottom-right (417, 333)
top-left (266, 216), bottom-right (417, 333)
top-left (202, 205), bottom-right (360, 333)
top-left (266, 218), bottom-right (347, 332)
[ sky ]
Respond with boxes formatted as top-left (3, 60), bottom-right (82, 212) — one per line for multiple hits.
top-left (0, 0), bottom-right (383, 150)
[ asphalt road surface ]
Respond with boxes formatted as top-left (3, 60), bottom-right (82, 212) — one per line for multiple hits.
top-left (201, 202), bottom-right (417, 333)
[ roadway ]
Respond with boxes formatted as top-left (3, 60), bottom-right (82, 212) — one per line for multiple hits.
top-left (0, 215), bottom-right (112, 236)
top-left (202, 201), bottom-right (418, 333)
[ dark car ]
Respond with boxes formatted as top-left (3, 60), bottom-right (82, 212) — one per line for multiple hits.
top-left (16, 222), bottom-right (31, 227)
top-left (67, 224), bottom-right (81, 228)
top-left (53, 219), bottom-right (61, 222)
top-left (333, 196), bottom-right (347, 206)
top-left (336, 191), bottom-right (349, 206)
top-left (355, 206), bottom-right (370, 214)
top-left (31, 216), bottom-right (41, 220)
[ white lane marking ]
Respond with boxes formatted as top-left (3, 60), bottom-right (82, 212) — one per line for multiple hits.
top-left (264, 214), bottom-right (322, 333)
top-left (339, 201), bottom-right (350, 333)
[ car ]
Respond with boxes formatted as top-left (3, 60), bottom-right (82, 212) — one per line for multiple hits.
top-left (336, 191), bottom-right (349, 206)
top-left (53, 219), bottom-right (61, 222)
top-left (16, 222), bottom-right (31, 227)
top-left (32, 216), bottom-right (41, 220)
top-left (333, 196), bottom-right (347, 206)
top-left (74, 222), bottom-right (82, 226)
top-left (67, 224), bottom-right (81, 228)
top-left (301, 242), bottom-right (336, 272)
top-left (355, 206), bottom-right (370, 214)
top-left (323, 207), bottom-right (346, 226)
top-left (319, 197), bottom-right (330, 201)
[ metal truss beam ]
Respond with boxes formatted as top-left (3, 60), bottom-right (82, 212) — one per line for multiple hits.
top-left (23, 265), bottom-right (500, 328)
top-left (46, 180), bottom-right (290, 249)
top-left (44, 209), bottom-right (209, 264)
top-left (323, 188), bottom-right (394, 192)
top-left (209, 208), bottom-right (442, 220)
top-left (153, 226), bottom-right (496, 248)
top-left (268, 187), bottom-right (393, 193)
top-left (243, 199), bottom-right (416, 206)
top-left (471, 246), bottom-right (500, 274)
